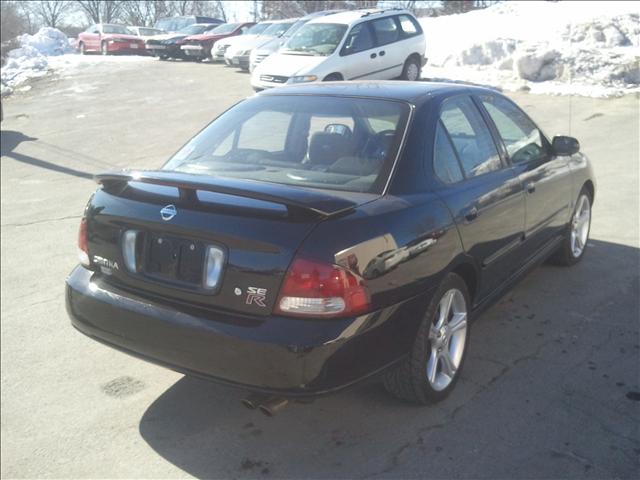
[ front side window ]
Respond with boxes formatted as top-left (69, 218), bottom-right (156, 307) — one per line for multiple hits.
top-left (284, 23), bottom-right (348, 56)
top-left (164, 96), bottom-right (410, 193)
top-left (341, 23), bottom-right (375, 55)
top-left (480, 96), bottom-right (547, 164)
top-left (371, 17), bottom-right (399, 45)
top-left (433, 121), bottom-right (464, 184)
top-left (440, 97), bottom-right (502, 178)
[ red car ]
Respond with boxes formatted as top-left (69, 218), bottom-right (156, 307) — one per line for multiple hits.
top-left (78, 24), bottom-right (146, 55)
top-left (180, 22), bottom-right (256, 61)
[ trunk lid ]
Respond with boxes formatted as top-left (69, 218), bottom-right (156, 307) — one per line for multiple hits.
top-left (85, 170), bottom-right (378, 316)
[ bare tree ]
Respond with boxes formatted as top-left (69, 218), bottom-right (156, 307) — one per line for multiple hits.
top-left (24, 1), bottom-right (75, 28)
top-left (1, 1), bottom-right (29, 43)
top-left (75, 0), bottom-right (124, 24)
top-left (120, 0), bottom-right (173, 26)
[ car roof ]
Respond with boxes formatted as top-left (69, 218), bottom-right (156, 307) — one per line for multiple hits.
top-left (258, 81), bottom-right (499, 105)
top-left (269, 18), bottom-right (300, 24)
top-left (309, 9), bottom-right (412, 25)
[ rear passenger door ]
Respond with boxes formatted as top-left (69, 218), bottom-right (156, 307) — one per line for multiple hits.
top-left (369, 16), bottom-right (404, 79)
top-left (477, 95), bottom-right (573, 253)
top-left (433, 96), bottom-right (526, 301)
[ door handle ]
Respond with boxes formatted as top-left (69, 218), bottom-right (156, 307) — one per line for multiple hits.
top-left (370, 53), bottom-right (377, 59)
top-left (379, 50), bottom-right (386, 56)
top-left (463, 206), bottom-right (478, 222)
top-left (526, 182), bottom-right (536, 194)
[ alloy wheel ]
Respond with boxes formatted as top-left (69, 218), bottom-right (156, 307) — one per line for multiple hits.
top-left (426, 288), bottom-right (468, 391)
top-left (570, 194), bottom-right (591, 258)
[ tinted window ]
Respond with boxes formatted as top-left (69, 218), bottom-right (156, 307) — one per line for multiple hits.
top-left (342, 23), bottom-right (375, 54)
top-left (434, 122), bottom-right (464, 184)
top-left (164, 96), bottom-right (410, 193)
top-left (398, 15), bottom-right (420, 36)
top-left (440, 97), bottom-right (502, 178)
top-left (481, 96), bottom-right (547, 164)
top-left (371, 17), bottom-right (399, 45)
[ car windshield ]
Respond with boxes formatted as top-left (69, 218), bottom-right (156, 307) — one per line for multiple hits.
top-left (155, 17), bottom-right (193, 32)
top-left (247, 23), bottom-right (271, 35)
top-left (210, 23), bottom-right (240, 35)
top-left (283, 23), bottom-right (348, 56)
top-left (102, 25), bottom-right (132, 35)
top-left (163, 95), bottom-right (410, 194)
top-left (262, 21), bottom-right (296, 37)
top-left (282, 19), bottom-right (308, 38)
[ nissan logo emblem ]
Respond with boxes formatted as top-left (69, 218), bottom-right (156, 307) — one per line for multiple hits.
top-left (160, 204), bottom-right (177, 221)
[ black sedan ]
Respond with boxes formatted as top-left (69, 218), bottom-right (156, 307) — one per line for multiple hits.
top-left (66, 82), bottom-right (595, 413)
top-left (146, 23), bottom-right (221, 60)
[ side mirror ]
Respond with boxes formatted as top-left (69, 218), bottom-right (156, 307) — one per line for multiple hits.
top-left (552, 135), bottom-right (580, 156)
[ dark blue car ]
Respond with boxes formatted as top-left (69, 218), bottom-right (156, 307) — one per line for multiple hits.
top-left (66, 82), bottom-right (595, 414)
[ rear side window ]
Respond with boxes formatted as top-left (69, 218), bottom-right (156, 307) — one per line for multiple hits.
top-left (433, 122), bottom-right (464, 184)
top-left (371, 17), bottom-right (400, 45)
top-left (480, 96), bottom-right (547, 164)
top-left (440, 97), bottom-right (502, 178)
top-left (398, 15), bottom-right (421, 36)
top-left (342, 23), bottom-right (375, 54)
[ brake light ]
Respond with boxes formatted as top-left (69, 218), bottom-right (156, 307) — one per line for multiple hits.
top-left (78, 218), bottom-right (90, 266)
top-left (275, 257), bottom-right (370, 318)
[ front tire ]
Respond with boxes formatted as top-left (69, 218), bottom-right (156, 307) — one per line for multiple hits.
top-left (79, 42), bottom-right (86, 55)
top-left (323, 73), bottom-right (343, 82)
top-left (553, 188), bottom-right (592, 266)
top-left (400, 56), bottom-right (421, 81)
top-left (384, 273), bottom-right (470, 404)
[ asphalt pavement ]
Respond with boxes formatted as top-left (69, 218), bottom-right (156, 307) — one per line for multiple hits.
top-left (1, 58), bottom-right (638, 479)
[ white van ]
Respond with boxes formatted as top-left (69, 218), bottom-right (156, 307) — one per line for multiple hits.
top-left (251, 9), bottom-right (426, 91)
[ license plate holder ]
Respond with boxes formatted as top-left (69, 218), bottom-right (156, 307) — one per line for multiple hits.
top-left (144, 233), bottom-right (204, 286)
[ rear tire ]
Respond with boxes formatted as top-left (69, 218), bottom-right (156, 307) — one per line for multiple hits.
top-left (384, 273), bottom-right (470, 404)
top-left (101, 41), bottom-right (108, 56)
top-left (400, 56), bottom-right (421, 81)
top-left (552, 187), bottom-right (592, 266)
top-left (79, 42), bottom-right (86, 55)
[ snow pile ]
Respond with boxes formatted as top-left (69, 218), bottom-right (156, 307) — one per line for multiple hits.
top-left (420, 1), bottom-right (640, 97)
top-left (1, 27), bottom-right (74, 96)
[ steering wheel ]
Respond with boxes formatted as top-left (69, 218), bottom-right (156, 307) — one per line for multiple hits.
top-left (361, 129), bottom-right (396, 161)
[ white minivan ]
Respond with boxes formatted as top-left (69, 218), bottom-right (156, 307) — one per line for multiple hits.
top-left (251, 9), bottom-right (426, 91)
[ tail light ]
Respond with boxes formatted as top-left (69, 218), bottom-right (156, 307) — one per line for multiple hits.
top-left (275, 257), bottom-right (370, 318)
top-left (78, 218), bottom-right (90, 266)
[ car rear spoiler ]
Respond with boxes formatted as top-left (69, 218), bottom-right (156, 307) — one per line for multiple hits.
top-left (94, 170), bottom-right (377, 218)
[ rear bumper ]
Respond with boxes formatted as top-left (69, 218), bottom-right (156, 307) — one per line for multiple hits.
top-left (181, 44), bottom-right (208, 59)
top-left (66, 266), bottom-right (427, 396)
top-left (107, 42), bottom-right (144, 54)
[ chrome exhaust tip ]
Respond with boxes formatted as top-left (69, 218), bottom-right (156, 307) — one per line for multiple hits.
top-left (241, 393), bottom-right (270, 410)
top-left (258, 397), bottom-right (289, 417)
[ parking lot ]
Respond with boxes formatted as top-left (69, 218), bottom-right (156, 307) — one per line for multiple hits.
top-left (1, 58), bottom-right (639, 478)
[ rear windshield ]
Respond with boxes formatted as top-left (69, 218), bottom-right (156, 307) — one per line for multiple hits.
top-left (138, 27), bottom-right (164, 36)
top-left (163, 95), bottom-right (410, 194)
